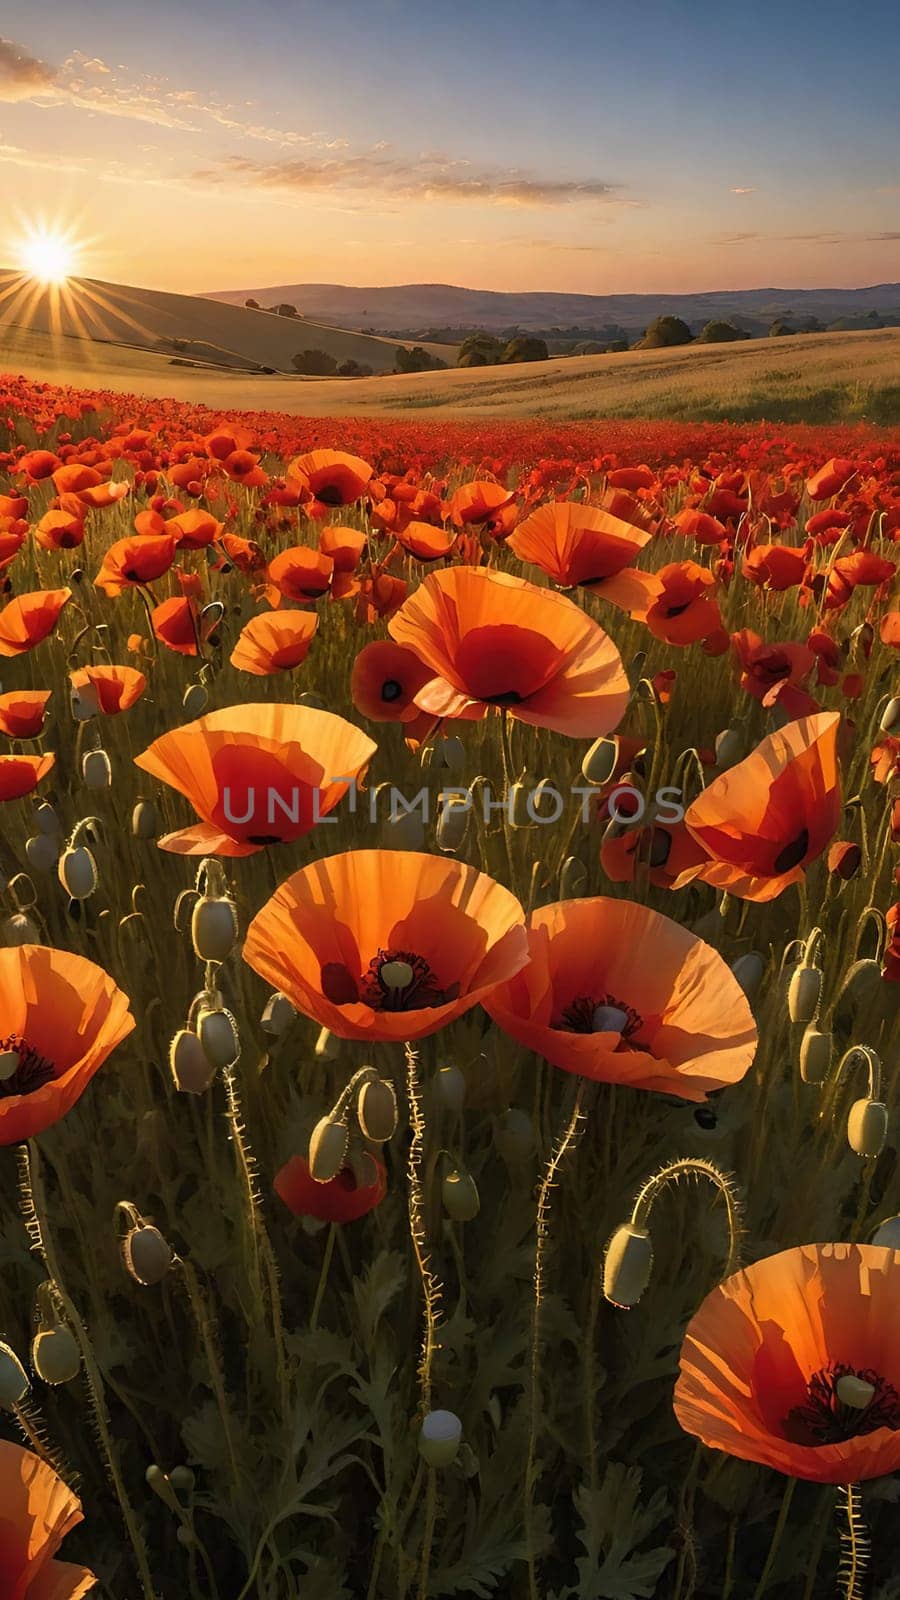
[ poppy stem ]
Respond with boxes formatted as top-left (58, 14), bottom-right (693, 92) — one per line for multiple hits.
top-left (525, 1078), bottom-right (588, 1600)
top-left (309, 1222), bottom-right (337, 1332)
top-left (837, 1482), bottom-right (870, 1600)
top-left (750, 1476), bottom-right (796, 1600)
top-left (403, 1040), bottom-right (442, 1600)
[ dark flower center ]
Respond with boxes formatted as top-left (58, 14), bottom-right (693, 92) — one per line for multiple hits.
top-left (0, 1034), bottom-right (56, 1099)
top-left (783, 1363), bottom-right (900, 1445)
top-left (360, 949), bottom-right (454, 1012)
top-left (381, 679), bottom-right (403, 702)
top-left (246, 834), bottom-right (284, 846)
top-left (484, 690), bottom-right (523, 706)
top-left (316, 485), bottom-right (343, 506)
top-left (555, 992), bottom-right (645, 1041)
top-left (773, 828), bottom-right (810, 873)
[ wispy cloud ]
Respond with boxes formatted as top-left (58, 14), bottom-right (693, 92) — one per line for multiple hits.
top-left (729, 186), bottom-right (757, 195)
top-left (0, 37), bottom-right (56, 101)
top-left (718, 229), bottom-right (900, 246)
top-left (196, 151), bottom-right (626, 209)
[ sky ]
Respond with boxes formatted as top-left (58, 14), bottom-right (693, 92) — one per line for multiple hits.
top-left (1, 0), bottom-right (899, 298)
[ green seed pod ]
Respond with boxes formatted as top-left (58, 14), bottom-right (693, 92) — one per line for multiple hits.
top-left (4, 912), bottom-right (40, 945)
top-left (31, 1326), bottom-right (80, 1386)
top-left (357, 1078), bottom-right (398, 1142)
top-left (880, 697), bottom-right (900, 734)
top-left (132, 800), bottom-right (158, 839)
top-left (315, 1026), bottom-right (340, 1060)
top-left (25, 834), bottom-right (58, 873)
top-left (33, 802), bottom-right (61, 836)
top-left (169, 1466), bottom-right (195, 1494)
top-left (124, 1224), bottom-right (174, 1286)
top-left (436, 797), bottom-right (469, 853)
top-left (836, 1373), bottom-right (876, 1409)
top-left (58, 845), bottom-right (97, 900)
top-left (0, 1342), bottom-right (29, 1410)
top-left (441, 1167), bottom-right (480, 1221)
top-left (559, 855), bottom-right (588, 898)
top-left (0, 1050), bottom-right (19, 1083)
top-left (581, 736), bottom-right (619, 786)
top-left (418, 1409), bottom-right (462, 1467)
top-left (191, 895), bottom-right (238, 962)
top-left (799, 1027), bottom-right (832, 1085)
top-left (308, 1117), bottom-right (349, 1183)
top-left (197, 1007), bottom-right (239, 1069)
top-left (603, 1222), bottom-right (654, 1308)
top-left (714, 728), bottom-right (743, 770)
top-left (493, 1107), bottom-right (534, 1162)
top-left (169, 1029), bottom-right (217, 1094)
top-left (382, 808), bottom-right (426, 851)
top-left (435, 1064), bottom-right (466, 1112)
top-left (380, 959), bottom-right (414, 990)
top-left (847, 1098), bottom-right (888, 1158)
top-left (872, 1215), bottom-right (900, 1249)
top-left (82, 749), bottom-right (112, 790)
top-left (788, 964), bottom-right (822, 1024)
top-left (261, 992), bottom-right (296, 1036)
top-left (731, 951), bottom-right (765, 1001)
top-left (182, 683), bottom-right (208, 718)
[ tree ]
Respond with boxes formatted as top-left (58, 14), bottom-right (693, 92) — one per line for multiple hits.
top-left (501, 336), bottom-right (549, 364)
top-left (768, 319), bottom-right (796, 338)
top-left (244, 298), bottom-right (260, 310)
top-left (457, 333), bottom-right (503, 368)
top-left (394, 345), bottom-right (448, 374)
top-left (292, 349), bottom-right (338, 375)
top-left (336, 359), bottom-right (374, 378)
top-left (695, 321), bottom-right (751, 344)
top-left (636, 316), bottom-right (693, 349)
top-left (275, 303), bottom-right (300, 318)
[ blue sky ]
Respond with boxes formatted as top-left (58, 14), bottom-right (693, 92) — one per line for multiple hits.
top-left (1, 0), bottom-right (899, 294)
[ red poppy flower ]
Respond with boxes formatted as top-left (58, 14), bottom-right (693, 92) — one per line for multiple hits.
top-left (388, 566), bottom-right (629, 738)
top-left (482, 897), bottom-right (756, 1100)
top-left (0, 753), bottom-right (55, 800)
top-left (0, 590), bottom-right (71, 657)
top-left (150, 597), bottom-right (205, 656)
top-left (287, 450), bottom-right (373, 516)
top-left (0, 945), bottom-right (135, 1144)
top-left (806, 458), bottom-right (856, 500)
top-left (508, 501), bottom-right (655, 612)
top-left (165, 509), bottom-right (224, 550)
top-left (318, 525), bottom-right (366, 572)
top-left (69, 665), bottom-right (146, 715)
top-left (17, 449), bottom-right (61, 481)
top-left (351, 640), bottom-right (433, 723)
top-left (134, 703), bottom-right (376, 855)
top-left (393, 520), bottom-right (456, 561)
top-left (732, 630), bottom-right (817, 712)
top-left (447, 481), bottom-right (517, 529)
top-left (0, 1438), bottom-right (96, 1597)
top-left (274, 1155), bottom-right (387, 1222)
top-left (0, 690), bottom-right (51, 738)
top-left (243, 849), bottom-right (528, 1042)
top-left (33, 507), bottom-right (86, 551)
top-left (94, 534), bottom-right (177, 597)
top-left (881, 612), bottom-right (900, 647)
top-left (229, 611), bottom-right (318, 675)
top-left (636, 562), bottom-right (722, 647)
top-left (742, 544), bottom-right (808, 591)
top-left (675, 1244), bottom-right (900, 1484)
top-left (0, 525), bottom-right (27, 573)
top-left (267, 547), bottom-right (334, 604)
top-left (673, 508), bottom-right (729, 546)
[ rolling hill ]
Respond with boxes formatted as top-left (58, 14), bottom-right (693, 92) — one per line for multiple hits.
top-left (203, 279), bottom-right (900, 337)
top-left (0, 271), bottom-right (456, 375)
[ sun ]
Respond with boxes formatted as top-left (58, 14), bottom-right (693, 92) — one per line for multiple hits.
top-left (18, 227), bottom-right (79, 286)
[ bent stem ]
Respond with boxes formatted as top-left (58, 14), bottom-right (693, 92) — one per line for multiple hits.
top-left (838, 1482), bottom-right (869, 1600)
top-left (404, 1041), bottom-right (443, 1600)
top-left (525, 1078), bottom-right (588, 1600)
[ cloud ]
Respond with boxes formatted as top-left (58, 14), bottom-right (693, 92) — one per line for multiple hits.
top-left (196, 151), bottom-right (626, 209)
top-left (729, 186), bottom-right (757, 194)
top-left (719, 228), bottom-right (900, 247)
top-left (0, 37), bottom-right (56, 101)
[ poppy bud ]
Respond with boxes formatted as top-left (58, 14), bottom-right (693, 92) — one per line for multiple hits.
top-left (169, 1466), bottom-right (195, 1494)
top-left (123, 1224), bottom-right (173, 1285)
top-left (82, 749), bottom-right (112, 789)
top-left (435, 1064), bottom-right (466, 1111)
top-left (380, 959), bottom-right (414, 990)
top-left (437, 797), bottom-right (469, 852)
top-left (827, 841), bottom-right (861, 880)
top-left (531, 778), bottom-right (561, 821)
top-left (182, 683), bottom-right (208, 718)
top-left (836, 1373), bottom-right (876, 1409)
top-left (510, 777), bottom-right (535, 829)
top-left (261, 992), bottom-right (296, 1036)
top-left (731, 952), bottom-right (765, 1000)
top-left (296, 692), bottom-right (326, 710)
top-left (357, 1078), bottom-right (398, 1143)
top-left (132, 800), bottom-right (158, 838)
top-left (880, 697), bottom-right (900, 734)
top-left (440, 735), bottom-right (465, 773)
top-left (603, 1222), bottom-right (654, 1308)
top-left (714, 728), bottom-right (743, 770)
top-left (581, 736), bottom-right (619, 786)
top-left (847, 1097), bottom-right (888, 1158)
top-left (799, 1027), bottom-right (832, 1085)
top-left (70, 683), bottom-right (99, 721)
top-left (418, 1409), bottom-right (462, 1467)
top-left (4, 912), bottom-right (40, 945)
top-left (315, 1026), bottom-right (340, 1060)
top-left (493, 1107), bottom-right (534, 1162)
top-left (145, 1465), bottom-right (180, 1511)
top-left (838, 959), bottom-right (882, 1010)
top-left (58, 845), bottom-right (96, 900)
top-left (25, 834), bottom-right (58, 873)
top-left (787, 964), bottom-right (822, 1024)
top-left (191, 896), bottom-right (238, 962)
top-left (382, 808), bottom-right (426, 851)
top-left (559, 855), bottom-right (588, 898)
top-left (197, 1007), bottom-right (239, 1069)
top-left (33, 802), bottom-right (60, 836)
top-left (872, 1215), bottom-right (900, 1248)
top-left (169, 1029), bottom-right (217, 1094)
top-left (0, 1342), bottom-right (29, 1410)
top-left (308, 1117), bottom-right (349, 1182)
top-left (442, 1167), bottom-right (480, 1221)
top-left (31, 1326), bottom-right (80, 1386)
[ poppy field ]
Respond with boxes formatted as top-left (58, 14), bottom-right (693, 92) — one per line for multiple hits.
top-left (0, 370), bottom-right (899, 1599)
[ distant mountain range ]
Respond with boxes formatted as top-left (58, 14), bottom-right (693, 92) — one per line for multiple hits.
top-left (204, 280), bottom-right (900, 337)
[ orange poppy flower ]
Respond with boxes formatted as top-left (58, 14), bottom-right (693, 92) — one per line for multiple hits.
top-left (215, 532), bottom-right (267, 575)
top-left (274, 1155), bottom-right (387, 1222)
top-left (0, 494), bottom-right (28, 520)
top-left (0, 753), bottom-right (55, 800)
top-left (223, 448), bottom-right (267, 487)
top-left (167, 457), bottom-right (207, 490)
top-left (318, 525), bottom-right (366, 572)
top-left (393, 520), bottom-right (456, 561)
top-left (0, 525), bottom-right (27, 572)
top-left (287, 450), bottom-right (373, 516)
top-left (243, 849), bottom-right (528, 1042)
top-left (134, 703), bottom-right (376, 855)
top-left (806, 458), bottom-right (856, 500)
top-left (75, 480), bottom-right (129, 510)
top-left (267, 546), bottom-right (334, 604)
top-left (677, 712), bottom-right (842, 901)
top-left (881, 612), bottom-right (900, 647)
top-left (742, 543), bottom-right (808, 591)
top-left (51, 463), bottom-right (103, 495)
top-left (482, 897), bottom-right (756, 1100)
top-left (674, 1244), bottom-right (900, 1483)
top-left (672, 508), bottom-right (729, 546)
top-left (165, 509), bottom-right (223, 550)
top-left (69, 665), bottom-right (146, 715)
top-left (229, 611), bottom-right (318, 675)
top-left (0, 590), bottom-right (71, 657)
top-left (151, 596), bottom-right (204, 656)
top-left (17, 450), bottom-right (61, 481)
top-left (0, 690), bottom-right (52, 738)
top-left (638, 562), bottom-right (722, 646)
top-left (94, 534), bottom-right (177, 597)
top-left (508, 501), bottom-right (655, 612)
top-left (351, 640), bottom-right (433, 723)
top-left (388, 566), bottom-right (629, 738)
top-left (0, 945), bottom-right (135, 1144)
top-left (0, 1438), bottom-right (96, 1598)
top-left (599, 816), bottom-right (709, 891)
top-left (33, 507), bottom-right (85, 551)
top-left (732, 630), bottom-right (817, 712)
top-left (448, 481), bottom-right (517, 529)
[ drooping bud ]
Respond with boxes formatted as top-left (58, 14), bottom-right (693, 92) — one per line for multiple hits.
top-left (25, 834), bottom-right (58, 873)
top-left (872, 1215), bottom-right (900, 1248)
top-left (3, 912), bottom-right (40, 945)
top-left (191, 896), bottom-right (238, 962)
top-left (196, 1006), bottom-right (239, 1069)
top-left (847, 1098), bottom-right (888, 1158)
top-left (799, 1027), bottom-right (832, 1085)
top-left (0, 1342), bottom-right (29, 1409)
top-left (382, 807), bottom-right (426, 851)
top-left (357, 1078), bottom-right (398, 1143)
top-left (731, 952), bottom-right (765, 1001)
top-left (436, 796), bottom-right (469, 853)
top-left (787, 963), bottom-right (822, 1024)
top-left (603, 1223), bottom-right (654, 1308)
top-left (434, 1064), bottom-right (466, 1112)
top-left (33, 802), bottom-right (61, 836)
top-left (123, 1224), bottom-right (174, 1286)
top-left (440, 735), bottom-right (465, 773)
top-left (82, 749), bottom-right (112, 790)
top-left (315, 1026), bottom-right (340, 1060)
top-left (509, 776), bottom-right (535, 829)
top-left (559, 855), bottom-right (588, 898)
top-left (418, 1409), bottom-right (462, 1467)
top-left (261, 992), bottom-right (296, 1036)
top-left (493, 1107), bottom-right (534, 1162)
top-left (296, 691), bottom-right (326, 711)
top-left (714, 728), bottom-right (743, 770)
top-left (839, 959), bottom-right (882, 1009)
top-left (308, 1117), bottom-right (350, 1183)
top-left (58, 845), bottom-right (97, 900)
top-left (581, 736), bottom-right (619, 787)
top-left (169, 1029), bottom-right (217, 1094)
top-left (441, 1167), bottom-right (480, 1222)
top-left (132, 800), bottom-right (158, 839)
top-left (169, 1466), bottom-right (195, 1495)
top-left (880, 697), bottom-right (900, 734)
top-left (31, 1326), bottom-right (80, 1386)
